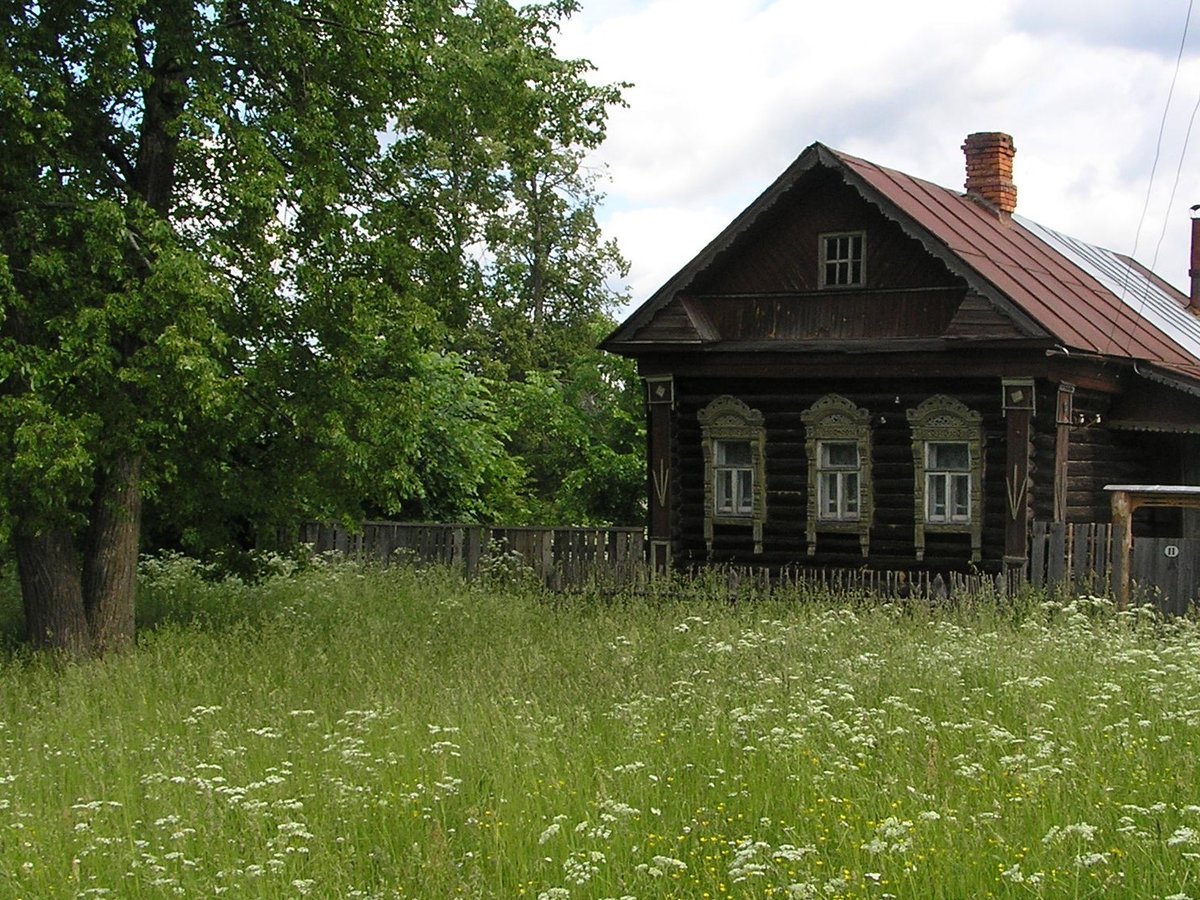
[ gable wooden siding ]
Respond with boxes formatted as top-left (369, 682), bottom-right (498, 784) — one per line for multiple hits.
top-left (692, 172), bottom-right (963, 298)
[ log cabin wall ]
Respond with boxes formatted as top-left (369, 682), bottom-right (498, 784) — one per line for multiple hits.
top-left (670, 376), bottom-right (1016, 572)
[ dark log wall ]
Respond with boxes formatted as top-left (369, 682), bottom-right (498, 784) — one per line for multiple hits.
top-left (1061, 388), bottom-right (1186, 533)
top-left (671, 376), bottom-right (1011, 572)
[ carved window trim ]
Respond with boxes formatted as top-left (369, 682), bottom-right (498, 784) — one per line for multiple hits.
top-left (699, 396), bottom-right (766, 553)
top-left (907, 395), bottom-right (984, 562)
top-left (801, 394), bottom-right (873, 556)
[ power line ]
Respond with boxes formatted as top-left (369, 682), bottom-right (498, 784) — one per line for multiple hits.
top-left (1104, 0), bottom-right (1193, 354)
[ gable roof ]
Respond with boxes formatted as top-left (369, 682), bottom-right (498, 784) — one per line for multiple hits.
top-left (604, 141), bottom-right (1200, 382)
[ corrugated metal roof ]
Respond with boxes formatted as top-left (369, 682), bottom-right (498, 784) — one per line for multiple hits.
top-left (834, 149), bottom-right (1200, 368)
top-left (1016, 216), bottom-right (1200, 360)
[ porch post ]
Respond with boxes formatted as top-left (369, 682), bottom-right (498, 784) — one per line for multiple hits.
top-left (645, 376), bottom-right (675, 574)
top-left (1109, 489), bottom-right (1133, 610)
top-left (1002, 379), bottom-right (1035, 576)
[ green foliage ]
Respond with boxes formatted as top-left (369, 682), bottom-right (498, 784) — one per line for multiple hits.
top-left (2, 0), bottom-right (640, 597)
top-left (497, 324), bottom-right (645, 524)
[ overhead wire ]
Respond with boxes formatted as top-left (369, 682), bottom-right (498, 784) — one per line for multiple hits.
top-left (1151, 41), bottom-right (1200, 272)
top-left (1103, 0), bottom-right (1193, 355)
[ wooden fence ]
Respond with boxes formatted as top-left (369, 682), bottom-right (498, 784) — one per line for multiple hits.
top-left (297, 521), bottom-right (647, 590)
top-left (1028, 521), bottom-right (1199, 612)
top-left (297, 520), bottom-right (1197, 611)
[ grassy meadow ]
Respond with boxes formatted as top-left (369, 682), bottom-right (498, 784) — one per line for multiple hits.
top-left (1, 556), bottom-right (1200, 898)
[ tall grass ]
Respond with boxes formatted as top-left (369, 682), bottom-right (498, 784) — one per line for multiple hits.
top-left (1, 558), bottom-right (1199, 898)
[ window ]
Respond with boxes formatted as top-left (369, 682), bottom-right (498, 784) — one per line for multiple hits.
top-left (820, 232), bottom-right (865, 287)
top-left (699, 396), bottom-right (767, 553)
top-left (925, 442), bottom-right (971, 523)
top-left (818, 441), bottom-right (860, 521)
top-left (714, 440), bottom-right (754, 516)
top-left (907, 395), bottom-right (984, 562)
top-left (801, 395), bottom-right (873, 556)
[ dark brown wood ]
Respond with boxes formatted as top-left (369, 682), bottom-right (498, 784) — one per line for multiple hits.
top-left (646, 376), bottom-right (674, 572)
top-left (1047, 522), bottom-right (1067, 586)
top-left (82, 452), bottom-right (142, 654)
top-left (15, 528), bottom-right (91, 656)
top-left (1003, 381), bottom-right (1034, 567)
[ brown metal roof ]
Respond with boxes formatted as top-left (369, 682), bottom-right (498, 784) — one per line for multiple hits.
top-left (833, 148), bottom-right (1200, 368)
top-left (605, 141), bottom-right (1200, 378)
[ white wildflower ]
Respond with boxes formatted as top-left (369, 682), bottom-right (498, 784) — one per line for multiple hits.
top-left (1168, 826), bottom-right (1199, 847)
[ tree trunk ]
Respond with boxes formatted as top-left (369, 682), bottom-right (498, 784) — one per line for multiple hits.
top-left (14, 452), bottom-right (144, 657)
top-left (15, 529), bottom-right (92, 657)
top-left (83, 452), bottom-right (143, 654)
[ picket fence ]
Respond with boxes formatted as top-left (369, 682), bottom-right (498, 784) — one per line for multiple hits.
top-left (297, 520), bottom-right (1196, 611)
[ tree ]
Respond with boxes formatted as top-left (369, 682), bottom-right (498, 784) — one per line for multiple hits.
top-left (0, 0), bottom-right (625, 654)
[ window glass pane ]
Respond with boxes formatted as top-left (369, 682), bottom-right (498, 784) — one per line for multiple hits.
top-left (737, 470), bottom-right (754, 512)
top-left (845, 473), bottom-right (859, 514)
top-left (821, 441), bottom-right (858, 467)
top-left (715, 470), bottom-right (733, 513)
top-left (822, 234), bottom-right (864, 286)
top-left (951, 473), bottom-right (970, 517)
top-left (820, 472), bottom-right (838, 515)
top-left (717, 440), bottom-right (752, 466)
top-left (929, 442), bottom-right (969, 470)
top-left (928, 473), bottom-right (947, 519)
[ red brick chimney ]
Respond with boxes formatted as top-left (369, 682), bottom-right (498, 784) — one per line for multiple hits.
top-left (963, 132), bottom-right (1017, 216)
top-left (1189, 208), bottom-right (1200, 314)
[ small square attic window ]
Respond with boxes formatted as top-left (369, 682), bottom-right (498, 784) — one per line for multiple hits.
top-left (820, 232), bottom-right (865, 287)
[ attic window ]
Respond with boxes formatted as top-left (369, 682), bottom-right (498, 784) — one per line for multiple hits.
top-left (820, 232), bottom-right (865, 287)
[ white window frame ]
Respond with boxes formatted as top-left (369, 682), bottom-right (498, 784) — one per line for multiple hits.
top-left (713, 440), bottom-right (755, 517)
top-left (924, 441), bottom-right (972, 524)
top-left (820, 231), bottom-right (866, 288)
top-left (817, 440), bottom-right (861, 522)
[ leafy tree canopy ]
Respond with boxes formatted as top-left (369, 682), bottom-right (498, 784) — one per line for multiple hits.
top-left (0, 0), bottom-right (639, 654)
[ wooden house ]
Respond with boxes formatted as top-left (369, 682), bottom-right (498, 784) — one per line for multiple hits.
top-left (602, 133), bottom-right (1200, 575)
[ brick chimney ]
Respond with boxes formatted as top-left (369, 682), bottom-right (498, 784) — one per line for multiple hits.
top-left (1190, 208), bottom-right (1200, 314)
top-left (963, 132), bottom-right (1017, 216)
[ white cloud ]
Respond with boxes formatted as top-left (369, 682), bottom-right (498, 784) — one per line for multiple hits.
top-left (557, 0), bottom-right (1200, 317)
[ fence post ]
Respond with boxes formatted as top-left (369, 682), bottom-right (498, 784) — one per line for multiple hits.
top-left (1111, 522), bottom-right (1130, 610)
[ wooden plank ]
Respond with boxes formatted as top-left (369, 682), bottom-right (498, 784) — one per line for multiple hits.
top-left (1071, 524), bottom-right (1090, 593)
top-left (465, 527), bottom-right (483, 578)
top-left (1047, 522), bottom-right (1067, 590)
top-left (1030, 521), bottom-right (1048, 589)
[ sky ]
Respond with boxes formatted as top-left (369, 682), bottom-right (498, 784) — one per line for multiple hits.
top-left (553, 0), bottom-right (1200, 318)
